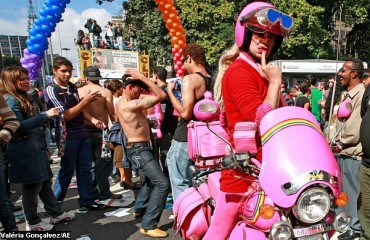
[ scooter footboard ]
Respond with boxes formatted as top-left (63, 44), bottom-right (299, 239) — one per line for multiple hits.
top-left (229, 221), bottom-right (266, 240)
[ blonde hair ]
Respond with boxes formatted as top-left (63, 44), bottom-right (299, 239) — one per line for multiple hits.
top-left (213, 43), bottom-right (240, 109)
top-left (1, 66), bottom-right (33, 114)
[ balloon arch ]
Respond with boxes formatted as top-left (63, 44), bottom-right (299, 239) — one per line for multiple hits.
top-left (21, 0), bottom-right (187, 79)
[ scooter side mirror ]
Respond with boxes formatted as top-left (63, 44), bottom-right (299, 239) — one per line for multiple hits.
top-left (193, 91), bottom-right (220, 122)
top-left (337, 99), bottom-right (353, 122)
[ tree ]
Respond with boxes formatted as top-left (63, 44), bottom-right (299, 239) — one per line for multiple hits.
top-left (96, 0), bottom-right (370, 65)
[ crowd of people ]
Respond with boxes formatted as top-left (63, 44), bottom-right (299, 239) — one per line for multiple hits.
top-left (75, 18), bottom-right (137, 51)
top-left (1, 1), bottom-right (370, 239)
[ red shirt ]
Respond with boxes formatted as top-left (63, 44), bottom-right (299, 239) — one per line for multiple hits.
top-left (220, 59), bottom-right (268, 193)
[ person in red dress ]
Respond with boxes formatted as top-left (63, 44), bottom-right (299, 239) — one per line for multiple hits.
top-left (206, 2), bottom-right (294, 239)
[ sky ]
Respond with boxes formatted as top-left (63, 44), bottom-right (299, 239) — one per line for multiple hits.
top-left (0, 0), bottom-right (125, 75)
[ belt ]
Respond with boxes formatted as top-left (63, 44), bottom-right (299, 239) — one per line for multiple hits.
top-left (87, 128), bottom-right (101, 132)
top-left (339, 154), bottom-right (359, 161)
top-left (126, 141), bottom-right (151, 149)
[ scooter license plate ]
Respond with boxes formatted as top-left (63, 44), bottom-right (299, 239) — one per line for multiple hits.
top-left (297, 234), bottom-right (325, 240)
top-left (293, 223), bottom-right (330, 238)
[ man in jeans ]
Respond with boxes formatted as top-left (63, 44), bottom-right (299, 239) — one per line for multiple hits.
top-left (117, 69), bottom-right (169, 238)
top-left (45, 57), bottom-right (106, 213)
top-left (78, 66), bottom-right (120, 202)
top-left (166, 43), bottom-right (212, 201)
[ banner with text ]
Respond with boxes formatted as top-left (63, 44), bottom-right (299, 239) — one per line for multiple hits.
top-left (91, 48), bottom-right (139, 79)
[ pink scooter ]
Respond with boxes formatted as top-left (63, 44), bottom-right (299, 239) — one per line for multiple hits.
top-left (173, 94), bottom-right (352, 240)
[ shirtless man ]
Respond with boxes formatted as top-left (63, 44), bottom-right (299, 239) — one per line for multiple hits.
top-left (78, 66), bottom-right (121, 201)
top-left (117, 69), bottom-right (170, 238)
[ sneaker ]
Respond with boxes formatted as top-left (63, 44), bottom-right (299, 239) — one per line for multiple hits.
top-left (26, 221), bottom-right (54, 231)
top-left (78, 203), bottom-right (106, 213)
top-left (50, 212), bottom-right (76, 224)
top-left (99, 193), bottom-right (122, 201)
top-left (140, 228), bottom-right (168, 238)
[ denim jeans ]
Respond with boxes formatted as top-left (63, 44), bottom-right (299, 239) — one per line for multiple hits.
top-left (335, 156), bottom-right (361, 233)
top-left (53, 136), bottom-right (95, 207)
top-left (166, 139), bottom-right (191, 201)
top-left (22, 180), bottom-right (62, 225)
top-left (89, 129), bottom-right (113, 200)
top-left (359, 163), bottom-right (370, 240)
top-left (126, 145), bottom-right (170, 230)
top-left (0, 150), bottom-right (17, 231)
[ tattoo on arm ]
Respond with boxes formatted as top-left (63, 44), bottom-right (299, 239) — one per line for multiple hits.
top-left (145, 99), bottom-right (153, 107)
top-left (133, 99), bottom-right (154, 107)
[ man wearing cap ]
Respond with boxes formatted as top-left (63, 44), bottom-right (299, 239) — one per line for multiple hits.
top-left (78, 66), bottom-right (119, 201)
top-left (117, 69), bottom-right (170, 238)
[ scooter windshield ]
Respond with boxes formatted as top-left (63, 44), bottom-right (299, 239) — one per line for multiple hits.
top-left (259, 107), bottom-right (341, 208)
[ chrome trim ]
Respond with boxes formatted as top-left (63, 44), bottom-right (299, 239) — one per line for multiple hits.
top-left (281, 170), bottom-right (338, 195)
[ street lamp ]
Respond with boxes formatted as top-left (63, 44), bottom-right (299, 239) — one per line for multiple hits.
top-left (62, 48), bottom-right (70, 58)
top-left (57, 19), bottom-right (64, 56)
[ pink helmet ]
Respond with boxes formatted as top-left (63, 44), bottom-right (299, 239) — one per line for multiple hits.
top-left (235, 2), bottom-right (293, 55)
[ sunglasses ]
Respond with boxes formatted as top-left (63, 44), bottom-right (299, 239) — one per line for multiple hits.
top-left (240, 8), bottom-right (293, 37)
top-left (181, 57), bottom-right (187, 64)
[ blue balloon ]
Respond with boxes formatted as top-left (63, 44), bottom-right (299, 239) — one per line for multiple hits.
top-left (40, 24), bottom-right (50, 32)
top-left (34, 19), bottom-right (43, 26)
top-left (59, 2), bottom-right (67, 9)
top-left (43, 31), bottom-right (52, 38)
top-left (50, 5), bottom-right (60, 14)
top-left (54, 12), bottom-right (62, 20)
top-left (26, 39), bottom-right (34, 46)
top-left (29, 28), bottom-right (38, 36)
top-left (44, 1), bottom-right (53, 8)
top-left (33, 25), bottom-right (43, 33)
top-left (28, 45), bottom-right (36, 54)
top-left (43, 6), bottom-right (51, 14)
top-left (39, 8), bottom-right (48, 17)
top-left (46, 14), bottom-right (55, 23)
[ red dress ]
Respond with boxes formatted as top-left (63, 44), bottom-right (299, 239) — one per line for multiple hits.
top-left (220, 58), bottom-right (268, 193)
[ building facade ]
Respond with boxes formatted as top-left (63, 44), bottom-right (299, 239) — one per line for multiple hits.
top-left (0, 35), bottom-right (27, 59)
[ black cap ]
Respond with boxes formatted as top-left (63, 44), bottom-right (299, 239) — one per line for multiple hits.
top-left (83, 66), bottom-right (103, 81)
top-left (121, 74), bottom-right (149, 90)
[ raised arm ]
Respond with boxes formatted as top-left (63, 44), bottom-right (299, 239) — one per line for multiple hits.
top-left (124, 69), bottom-right (166, 112)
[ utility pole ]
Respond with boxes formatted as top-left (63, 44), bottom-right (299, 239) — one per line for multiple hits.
top-left (27, 0), bottom-right (37, 34)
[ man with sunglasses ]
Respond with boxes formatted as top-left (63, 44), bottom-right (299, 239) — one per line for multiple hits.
top-left (165, 43), bottom-right (213, 201)
top-left (334, 59), bottom-right (365, 240)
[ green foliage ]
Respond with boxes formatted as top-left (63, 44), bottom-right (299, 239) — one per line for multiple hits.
top-left (98, 0), bottom-right (370, 67)
top-left (2, 55), bottom-right (21, 68)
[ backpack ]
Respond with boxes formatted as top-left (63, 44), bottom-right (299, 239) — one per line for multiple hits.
top-left (95, 25), bottom-right (102, 33)
top-left (76, 35), bottom-right (83, 45)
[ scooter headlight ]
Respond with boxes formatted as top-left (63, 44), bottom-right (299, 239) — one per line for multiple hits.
top-left (270, 221), bottom-right (293, 240)
top-left (333, 212), bottom-right (351, 233)
top-left (293, 187), bottom-right (330, 223)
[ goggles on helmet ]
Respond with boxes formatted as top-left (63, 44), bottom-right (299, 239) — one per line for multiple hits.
top-left (240, 8), bottom-right (293, 37)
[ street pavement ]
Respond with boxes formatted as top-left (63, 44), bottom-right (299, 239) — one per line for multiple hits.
top-left (5, 146), bottom-right (354, 240)
top-left (8, 147), bottom-right (180, 240)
